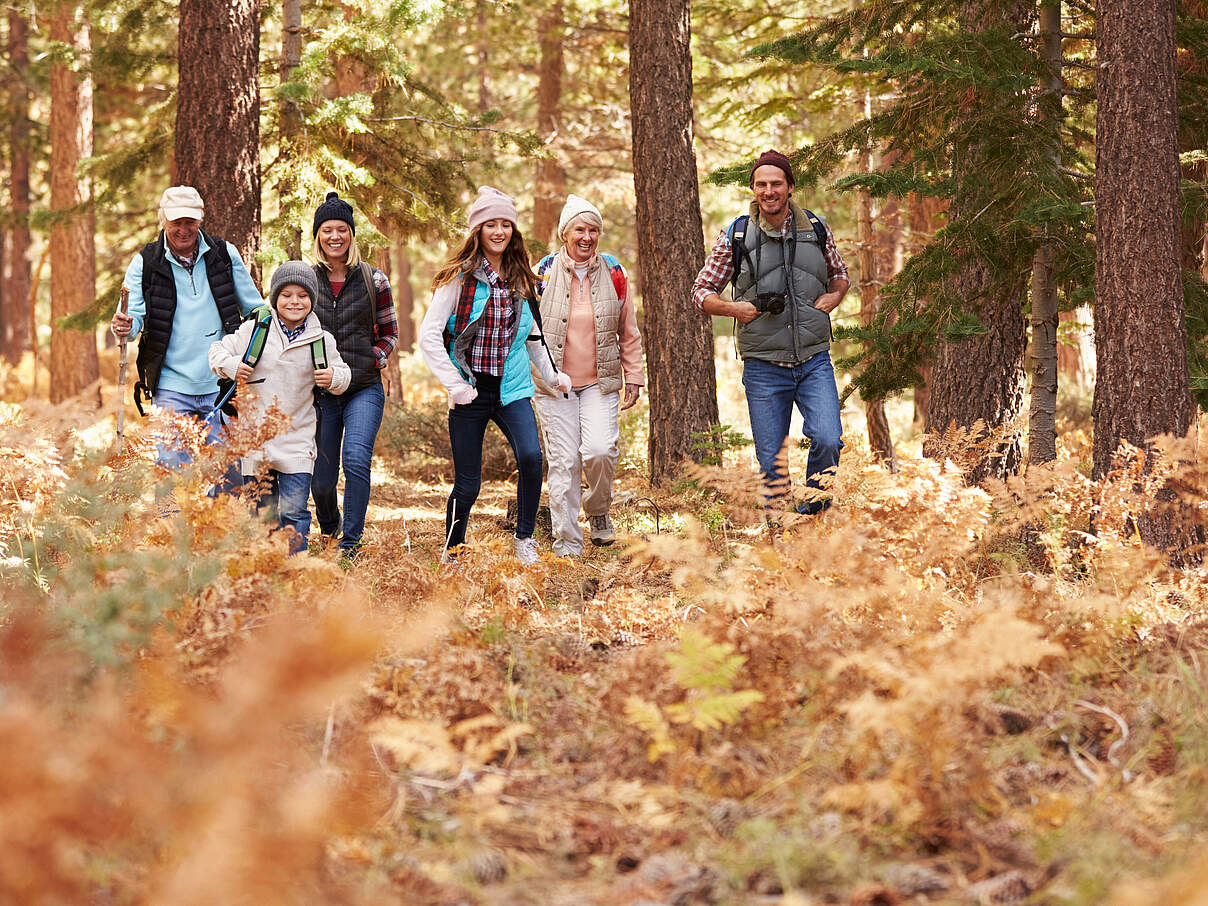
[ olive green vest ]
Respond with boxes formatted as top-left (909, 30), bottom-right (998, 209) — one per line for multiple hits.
top-left (733, 201), bottom-right (832, 364)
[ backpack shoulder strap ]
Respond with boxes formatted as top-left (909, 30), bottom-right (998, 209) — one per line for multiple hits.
top-left (360, 261), bottom-right (380, 340)
top-left (599, 254), bottom-right (627, 300)
top-left (798, 208), bottom-right (828, 250)
top-left (728, 215), bottom-right (755, 293)
top-left (241, 305), bottom-right (274, 369)
top-left (309, 335), bottom-right (329, 370)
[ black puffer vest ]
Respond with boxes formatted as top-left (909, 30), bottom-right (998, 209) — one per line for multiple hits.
top-left (135, 230), bottom-right (242, 397)
top-left (313, 263), bottom-right (381, 393)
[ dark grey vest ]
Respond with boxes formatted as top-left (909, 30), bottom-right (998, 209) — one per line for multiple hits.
top-left (733, 206), bottom-right (832, 364)
top-left (313, 263), bottom-right (381, 393)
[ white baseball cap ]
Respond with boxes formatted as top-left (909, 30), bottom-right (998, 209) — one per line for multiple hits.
top-left (159, 186), bottom-right (205, 221)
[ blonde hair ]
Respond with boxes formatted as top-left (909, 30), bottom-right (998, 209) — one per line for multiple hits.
top-left (311, 230), bottom-right (363, 270)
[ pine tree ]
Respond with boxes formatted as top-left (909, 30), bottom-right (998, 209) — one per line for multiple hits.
top-left (48, 1), bottom-right (99, 405)
top-left (175, 0), bottom-right (261, 265)
top-left (4, 6), bottom-right (33, 365)
top-left (630, 0), bottom-right (719, 484)
top-left (1092, 0), bottom-right (1193, 507)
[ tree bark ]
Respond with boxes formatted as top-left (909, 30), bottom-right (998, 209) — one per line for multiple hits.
top-left (923, 0), bottom-right (1032, 482)
top-left (279, 0), bottom-right (303, 259)
top-left (1026, 0), bottom-right (1063, 466)
top-left (629, 0), bottom-right (718, 485)
top-left (532, 1), bottom-right (567, 251)
top-left (175, 0), bottom-right (261, 267)
top-left (4, 7), bottom-right (32, 365)
top-left (1093, 0), bottom-right (1193, 547)
top-left (906, 191), bottom-right (944, 427)
top-left (49, 3), bottom-right (99, 405)
top-left (393, 241), bottom-right (416, 354)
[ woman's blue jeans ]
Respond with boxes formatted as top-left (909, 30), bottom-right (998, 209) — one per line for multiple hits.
top-left (446, 388), bottom-right (542, 550)
top-left (312, 383), bottom-right (385, 551)
top-left (741, 354), bottom-right (843, 512)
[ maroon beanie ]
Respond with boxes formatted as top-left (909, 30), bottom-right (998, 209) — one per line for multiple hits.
top-left (749, 149), bottom-right (795, 188)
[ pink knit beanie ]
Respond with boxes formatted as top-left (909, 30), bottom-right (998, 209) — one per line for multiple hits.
top-left (467, 186), bottom-right (518, 232)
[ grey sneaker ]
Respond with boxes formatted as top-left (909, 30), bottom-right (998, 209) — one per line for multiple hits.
top-left (514, 535), bottom-right (540, 566)
top-left (589, 514), bottom-right (615, 546)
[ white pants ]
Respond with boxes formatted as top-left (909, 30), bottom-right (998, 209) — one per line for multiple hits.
top-left (535, 383), bottom-right (620, 556)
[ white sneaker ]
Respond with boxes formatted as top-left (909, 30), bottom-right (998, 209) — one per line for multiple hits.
top-left (589, 514), bottom-right (615, 546)
top-left (514, 536), bottom-right (540, 566)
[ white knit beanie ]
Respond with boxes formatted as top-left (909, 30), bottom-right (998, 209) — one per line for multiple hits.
top-left (557, 195), bottom-right (603, 240)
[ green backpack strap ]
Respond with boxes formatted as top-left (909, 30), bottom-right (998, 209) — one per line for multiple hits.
top-left (241, 304), bottom-right (275, 369)
top-left (309, 336), bottom-right (328, 370)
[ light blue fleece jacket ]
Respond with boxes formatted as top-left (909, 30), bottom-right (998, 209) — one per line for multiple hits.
top-left (121, 233), bottom-right (263, 395)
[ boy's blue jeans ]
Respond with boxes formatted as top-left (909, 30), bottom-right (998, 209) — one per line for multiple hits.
top-left (250, 470), bottom-right (312, 555)
top-left (741, 353), bottom-right (843, 512)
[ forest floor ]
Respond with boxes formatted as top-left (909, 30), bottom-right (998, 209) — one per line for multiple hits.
top-left (4, 353), bottom-right (1208, 906)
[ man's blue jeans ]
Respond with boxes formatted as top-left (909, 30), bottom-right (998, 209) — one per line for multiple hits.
top-left (446, 387), bottom-right (542, 550)
top-left (152, 388), bottom-right (242, 494)
top-left (741, 354), bottom-right (843, 512)
top-left (313, 383), bottom-right (385, 552)
top-left (250, 470), bottom-right (312, 555)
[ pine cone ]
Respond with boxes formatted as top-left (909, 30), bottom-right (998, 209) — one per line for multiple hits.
top-left (469, 849), bottom-right (508, 885)
top-left (883, 863), bottom-right (951, 896)
top-left (612, 629), bottom-right (640, 648)
top-left (1148, 725), bottom-right (1177, 776)
top-left (967, 870), bottom-right (1031, 905)
top-left (706, 798), bottom-right (749, 838)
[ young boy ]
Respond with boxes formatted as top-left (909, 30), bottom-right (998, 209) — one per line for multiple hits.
top-left (209, 261), bottom-right (351, 553)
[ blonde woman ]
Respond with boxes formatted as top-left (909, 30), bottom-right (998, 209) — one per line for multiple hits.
top-left (309, 192), bottom-right (399, 559)
top-left (419, 187), bottom-right (572, 565)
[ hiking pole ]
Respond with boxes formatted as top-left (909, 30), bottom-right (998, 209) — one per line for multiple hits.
top-left (115, 286), bottom-right (129, 451)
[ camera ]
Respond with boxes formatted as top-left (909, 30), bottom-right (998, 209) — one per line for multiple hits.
top-left (754, 292), bottom-right (787, 316)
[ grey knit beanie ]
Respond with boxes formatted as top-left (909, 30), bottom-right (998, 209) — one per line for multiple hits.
top-left (269, 260), bottom-right (319, 308)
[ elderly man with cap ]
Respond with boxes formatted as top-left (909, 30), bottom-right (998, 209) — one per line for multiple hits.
top-left (692, 150), bottom-right (849, 515)
top-left (533, 194), bottom-right (645, 556)
top-left (111, 186), bottom-right (263, 466)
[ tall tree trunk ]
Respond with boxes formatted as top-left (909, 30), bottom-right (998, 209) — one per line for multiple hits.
top-left (175, 0), bottom-right (261, 267)
top-left (4, 7), bottom-right (32, 365)
top-left (393, 241), bottom-right (415, 353)
top-left (906, 191), bottom-right (944, 427)
top-left (629, 0), bottom-right (717, 485)
top-left (924, 0), bottom-right (1032, 482)
top-left (1027, 0), bottom-right (1062, 466)
top-left (476, 0), bottom-right (490, 114)
top-left (1093, 0), bottom-right (1193, 548)
top-left (49, 2), bottom-right (99, 405)
top-left (532, 1), bottom-right (566, 251)
top-left (853, 40), bottom-right (895, 470)
top-left (279, 0), bottom-right (303, 259)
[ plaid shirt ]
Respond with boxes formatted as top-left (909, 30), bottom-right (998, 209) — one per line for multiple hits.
top-left (281, 322), bottom-right (307, 344)
top-left (467, 258), bottom-right (517, 376)
top-left (365, 269), bottom-right (399, 367)
top-left (692, 210), bottom-right (849, 311)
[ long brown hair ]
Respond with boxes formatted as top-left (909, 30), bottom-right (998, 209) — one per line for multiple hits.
top-left (431, 223), bottom-right (539, 300)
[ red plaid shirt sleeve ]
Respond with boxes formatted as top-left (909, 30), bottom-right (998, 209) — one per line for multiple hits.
top-left (371, 269), bottom-right (399, 366)
top-left (822, 227), bottom-right (849, 284)
top-left (692, 230), bottom-right (735, 312)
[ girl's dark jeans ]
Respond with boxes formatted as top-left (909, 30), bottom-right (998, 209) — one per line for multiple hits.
top-left (446, 376), bottom-right (542, 549)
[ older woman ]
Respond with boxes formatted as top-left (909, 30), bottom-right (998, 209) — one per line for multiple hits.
top-left (533, 195), bottom-right (644, 558)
